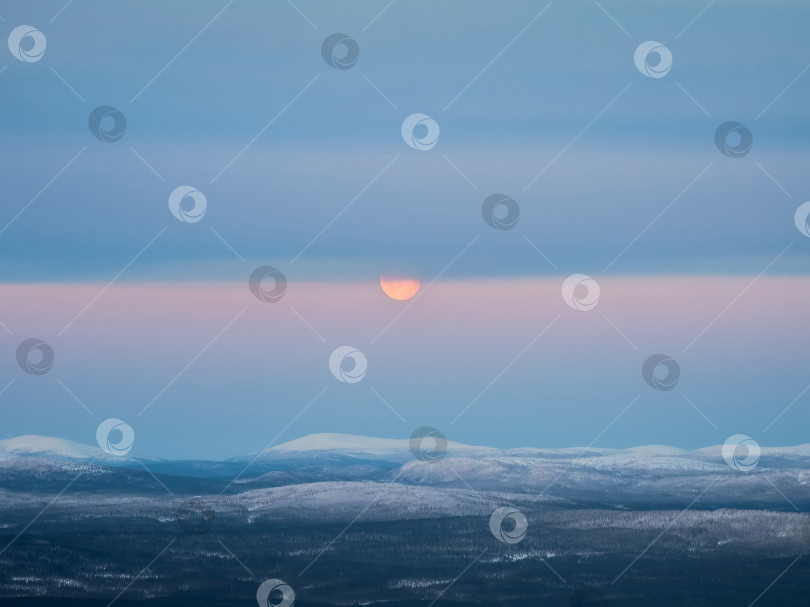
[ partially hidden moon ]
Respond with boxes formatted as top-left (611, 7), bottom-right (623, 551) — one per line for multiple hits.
top-left (380, 277), bottom-right (420, 301)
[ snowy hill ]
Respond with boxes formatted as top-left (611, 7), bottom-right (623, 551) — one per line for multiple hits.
top-left (0, 435), bottom-right (107, 460)
top-left (259, 432), bottom-right (499, 462)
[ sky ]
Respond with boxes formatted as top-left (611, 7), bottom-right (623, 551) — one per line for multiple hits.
top-left (1, 0), bottom-right (809, 459)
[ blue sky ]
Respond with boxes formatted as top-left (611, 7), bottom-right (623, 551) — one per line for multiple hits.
top-left (1, 1), bottom-right (809, 458)
top-left (1, 0), bottom-right (809, 279)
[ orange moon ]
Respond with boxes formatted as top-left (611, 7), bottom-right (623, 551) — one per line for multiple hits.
top-left (380, 277), bottom-right (420, 301)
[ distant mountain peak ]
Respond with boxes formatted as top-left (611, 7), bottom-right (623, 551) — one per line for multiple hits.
top-left (272, 433), bottom-right (410, 452)
top-left (0, 435), bottom-right (106, 460)
top-left (268, 432), bottom-right (500, 458)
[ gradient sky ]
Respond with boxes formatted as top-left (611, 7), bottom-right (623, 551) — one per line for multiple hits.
top-left (1, 0), bottom-right (809, 458)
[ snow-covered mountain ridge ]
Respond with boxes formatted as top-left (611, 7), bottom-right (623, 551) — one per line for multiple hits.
top-left (0, 435), bottom-right (108, 460)
top-left (3, 432), bottom-right (810, 464)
